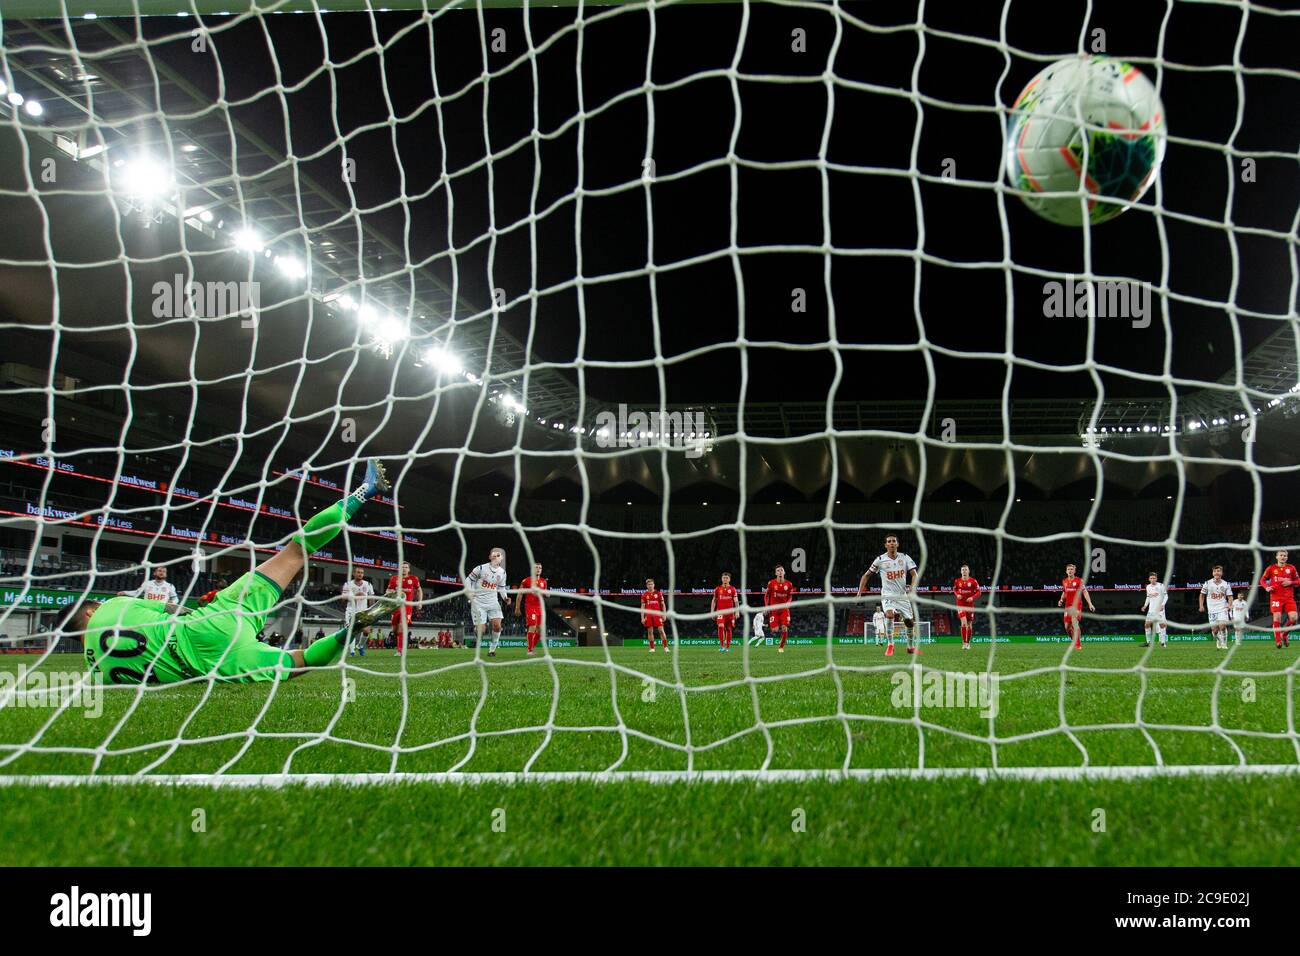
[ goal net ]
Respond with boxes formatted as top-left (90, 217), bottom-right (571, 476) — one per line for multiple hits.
top-left (0, 0), bottom-right (1297, 783)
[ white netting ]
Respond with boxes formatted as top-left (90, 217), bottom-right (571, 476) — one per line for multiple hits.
top-left (0, 0), bottom-right (1298, 780)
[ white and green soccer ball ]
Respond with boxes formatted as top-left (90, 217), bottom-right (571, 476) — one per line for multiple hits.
top-left (1005, 54), bottom-right (1166, 226)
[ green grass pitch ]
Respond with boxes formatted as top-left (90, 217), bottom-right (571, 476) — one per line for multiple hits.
top-left (1, 643), bottom-right (1297, 865)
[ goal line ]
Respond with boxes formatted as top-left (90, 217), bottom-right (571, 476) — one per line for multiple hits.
top-left (3, 765), bottom-right (1300, 788)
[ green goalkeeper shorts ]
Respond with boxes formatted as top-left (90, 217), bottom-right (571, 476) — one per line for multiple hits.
top-left (174, 571), bottom-right (295, 683)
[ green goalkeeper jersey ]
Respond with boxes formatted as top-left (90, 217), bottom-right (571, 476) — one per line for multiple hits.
top-left (83, 572), bottom-right (292, 685)
top-left (83, 597), bottom-right (194, 685)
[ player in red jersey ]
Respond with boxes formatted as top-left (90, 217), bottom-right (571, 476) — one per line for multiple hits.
top-left (1057, 563), bottom-right (1095, 651)
top-left (513, 562), bottom-right (548, 655)
top-left (712, 572), bottom-right (739, 651)
top-left (1260, 549), bottom-right (1297, 649)
top-left (386, 561), bottom-right (423, 654)
top-left (953, 564), bottom-right (981, 651)
top-left (764, 565), bottom-right (796, 653)
top-left (641, 578), bottom-right (670, 652)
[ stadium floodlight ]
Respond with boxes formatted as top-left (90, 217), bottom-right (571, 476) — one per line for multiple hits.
top-left (0, 80), bottom-right (7, 97)
top-left (357, 303), bottom-right (379, 325)
top-left (274, 255), bottom-right (307, 279)
top-left (119, 156), bottom-right (174, 200)
top-left (338, 294), bottom-right (357, 311)
top-left (375, 314), bottom-right (407, 343)
top-left (6, 91), bottom-right (23, 106)
top-left (423, 346), bottom-right (462, 377)
top-left (23, 99), bottom-right (42, 117)
top-left (231, 227), bottom-right (264, 253)
top-left (199, 210), bottom-right (213, 224)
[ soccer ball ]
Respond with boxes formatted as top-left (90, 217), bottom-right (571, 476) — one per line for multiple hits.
top-left (1005, 55), bottom-right (1166, 226)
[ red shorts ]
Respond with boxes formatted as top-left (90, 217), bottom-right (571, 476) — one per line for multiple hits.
top-left (642, 614), bottom-right (664, 629)
top-left (767, 609), bottom-right (790, 629)
top-left (716, 613), bottom-right (736, 627)
top-left (391, 608), bottom-right (413, 628)
top-left (1062, 610), bottom-right (1081, 627)
top-left (1270, 596), bottom-right (1297, 615)
top-left (525, 606), bottom-right (543, 628)
top-left (957, 606), bottom-right (974, 620)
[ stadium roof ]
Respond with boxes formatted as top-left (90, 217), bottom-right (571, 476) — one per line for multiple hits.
top-left (1, 5), bottom-right (1297, 501)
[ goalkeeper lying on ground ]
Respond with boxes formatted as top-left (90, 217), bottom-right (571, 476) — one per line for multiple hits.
top-left (71, 459), bottom-right (402, 685)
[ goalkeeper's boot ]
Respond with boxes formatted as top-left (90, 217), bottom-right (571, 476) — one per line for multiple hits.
top-left (358, 459), bottom-right (391, 500)
top-left (353, 589), bottom-right (405, 632)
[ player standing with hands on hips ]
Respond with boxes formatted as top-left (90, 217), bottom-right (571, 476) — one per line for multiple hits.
top-left (467, 548), bottom-right (509, 657)
top-left (1261, 550), bottom-right (1297, 650)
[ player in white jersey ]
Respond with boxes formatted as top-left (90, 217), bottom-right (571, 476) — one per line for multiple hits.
top-left (1231, 592), bottom-right (1248, 644)
top-left (872, 609), bottom-right (887, 645)
top-left (856, 534), bottom-right (920, 657)
top-left (466, 547), bottom-right (509, 657)
top-left (750, 611), bottom-right (765, 646)
top-left (119, 566), bottom-right (179, 604)
top-left (1199, 565), bottom-right (1233, 650)
top-left (1140, 572), bottom-right (1168, 647)
top-left (341, 567), bottom-right (375, 657)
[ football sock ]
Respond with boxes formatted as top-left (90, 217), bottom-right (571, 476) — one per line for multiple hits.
top-left (295, 487), bottom-right (367, 554)
top-left (303, 626), bottom-right (350, 667)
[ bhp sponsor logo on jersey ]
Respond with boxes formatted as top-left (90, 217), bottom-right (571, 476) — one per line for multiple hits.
top-left (593, 404), bottom-right (712, 459)
top-left (50, 886), bottom-right (151, 936)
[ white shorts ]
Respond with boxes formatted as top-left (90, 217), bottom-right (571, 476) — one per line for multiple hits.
top-left (1208, 609), bottom-right (1229, 625)
top-left (1233, 617), bottom-right (1246, 629)
top-left (1145, 610), bottom-right (1166, 625)
top-left (471, 601), bottom-right (503, 626)
top-left (881, 598), bottom-right (914, 620)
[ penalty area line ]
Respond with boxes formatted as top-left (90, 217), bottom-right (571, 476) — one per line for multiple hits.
top-left (0, 765), bottom-right (1299, 788)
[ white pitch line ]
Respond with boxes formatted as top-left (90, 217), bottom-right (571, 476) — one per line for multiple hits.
top-left (0, 764), bottom-right (1298, 788)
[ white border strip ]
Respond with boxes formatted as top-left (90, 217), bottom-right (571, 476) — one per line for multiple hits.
top-left (1, 765), bottom-right (1298, 788)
